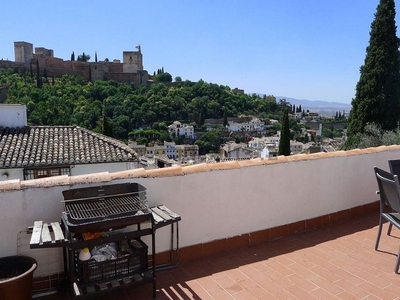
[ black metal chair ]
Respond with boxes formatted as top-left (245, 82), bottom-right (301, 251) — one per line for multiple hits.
top-left (387, 159), bottom-right (400, 235)
top-left (374, 166), bottom-right (400, 273)
top-left (388, 159), bottom-right (400, 177)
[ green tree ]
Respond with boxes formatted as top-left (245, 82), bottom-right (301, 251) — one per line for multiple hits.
top-left (278, 107), bottom-right (290, 156)
top-left (43, 68), bottom-right (48, 81)
top-left (304, 133), bottom-right (309, 143)
top-left (223, 108), bottom-right (228, 127)
top-left (77, 52), bottom-right (90, 62)
top-left (195, 129), bottom-right (222, 154)
top-left (136, 137), bottom-right (148, 146)
top-left (346, 0), bottom-right (400, 148)
top-left (36, 60), bottom-right (42, 88)
top-left (71, 51), bottom-right (75, 61)
top-left (155, 72), bottom-right (172, 82)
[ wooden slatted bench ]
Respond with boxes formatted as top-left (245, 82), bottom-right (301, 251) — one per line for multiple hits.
top-left (150, 205), bottom-right (181, 269)
top-left (29, 221), bottom-right (69, 249)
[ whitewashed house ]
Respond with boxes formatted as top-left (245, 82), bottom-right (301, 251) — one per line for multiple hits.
top-left (164, 141), bottom-right (177, 159)
top-left (226, 117), bottom-right (265, 132)
top-left (168, 121), bottom-right (195, 139)
top-left (290, 141), bottom-right (304, 155)
top-left (222, 142), bottom-right (258, 160)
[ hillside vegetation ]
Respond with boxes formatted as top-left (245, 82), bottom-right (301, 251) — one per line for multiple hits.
top-left (0, 69), bottom-right (280, 142)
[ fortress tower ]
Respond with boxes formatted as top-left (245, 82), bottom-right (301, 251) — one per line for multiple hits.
top-left (35, 47), bottom-right (54, 57)
top-left (2, 41), bottom-right (149, 86)
top-left (14, 41), bottom-right (33, 63)
top-left (123, 45), bottom-right (143, 73)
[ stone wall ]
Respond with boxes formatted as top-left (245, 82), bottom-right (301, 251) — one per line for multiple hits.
top-left (0, 42), bottom-right (148, 86)
top-left (106, 62), bottom-right (123, 73)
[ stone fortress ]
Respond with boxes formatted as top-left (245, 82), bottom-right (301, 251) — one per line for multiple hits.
top-left (0, 41), bottom-right (149, 85)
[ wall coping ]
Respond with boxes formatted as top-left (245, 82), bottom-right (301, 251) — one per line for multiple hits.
top-left (1, 145), bottom-right (399, 191)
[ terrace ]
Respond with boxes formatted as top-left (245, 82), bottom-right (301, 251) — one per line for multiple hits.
top-left (1, 146), bottom-right (400, 299)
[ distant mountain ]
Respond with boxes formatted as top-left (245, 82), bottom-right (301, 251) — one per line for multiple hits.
top-left (276, 96), bottom-right (352, 116)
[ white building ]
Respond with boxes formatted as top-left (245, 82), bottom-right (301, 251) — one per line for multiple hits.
top-left (164, 141), bottom-right (177, 159)
top-left (227, 122), bottom-right (249, 132)
top-left (249, 117), bottom-right (266, 131)
top-left (226, 117), bottom-right (265, 132)
top-left (168, 121), bottom-right (195, 139)
top-left (222, 142), bottom-right (258, 160)
top-left (290, 141), bottom-right (304, 155)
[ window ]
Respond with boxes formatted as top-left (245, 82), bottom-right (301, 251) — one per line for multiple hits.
top-left (24, 167), bottom-right (71, 180)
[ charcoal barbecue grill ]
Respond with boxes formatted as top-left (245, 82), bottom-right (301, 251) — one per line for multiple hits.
top-left (61, 183), bottom-right (152, 233)
top-left (29, 182), bottom-right (181, 298)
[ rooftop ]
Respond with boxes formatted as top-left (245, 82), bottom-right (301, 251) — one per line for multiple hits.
top-left (38, 211), bottom-right (399, 300)
top-left (0, 125), bottom-right (137, 168)
top-left (2, 145), bottom-right (400, 299)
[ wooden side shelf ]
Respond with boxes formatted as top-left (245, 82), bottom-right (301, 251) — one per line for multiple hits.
top-left (29, 221), bottom-right (69, 248)
top-left (150, 205), bottom-right (181, 269)
top-left (151, 205), bottom-right (181, 228)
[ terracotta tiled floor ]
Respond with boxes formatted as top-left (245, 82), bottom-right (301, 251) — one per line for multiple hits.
top-left (36, 212), bottom-right (400, 299)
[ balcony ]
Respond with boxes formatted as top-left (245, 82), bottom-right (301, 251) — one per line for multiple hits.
top-left (1, 146), bottom-right (400, 299)
top-left (38, 212), bottom-right (396, 299)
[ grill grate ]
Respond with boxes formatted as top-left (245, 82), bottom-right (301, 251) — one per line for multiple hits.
top-left (61, 183), bottom-right (151, 232)
top-left (65, 195), bottom-right (147, 221)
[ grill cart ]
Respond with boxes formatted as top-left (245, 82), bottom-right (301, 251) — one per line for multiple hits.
top-left (29, 183), bottom-right (181, 299)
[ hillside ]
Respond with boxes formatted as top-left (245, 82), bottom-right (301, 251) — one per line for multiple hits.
top-left (1, 72), bottom-right (282, 141)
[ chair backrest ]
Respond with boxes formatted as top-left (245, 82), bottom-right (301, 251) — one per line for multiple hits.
top-left (388, 159), bottom-right (400, 177)
top-left (374, 166), bottom-right (400, 213)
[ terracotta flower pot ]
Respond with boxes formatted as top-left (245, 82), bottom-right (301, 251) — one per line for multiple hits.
top-left (0, 256), bottom-right (37, 300)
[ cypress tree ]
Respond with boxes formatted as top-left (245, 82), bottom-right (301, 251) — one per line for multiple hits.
top-left (346, 0), bottom-right (400, 147)
top-left (36, 60), bottom-right (42, 88)
top-left (223, 108), bottom-right (228, 127)
top-left (71, 51), bottom-right (75, 61)
top-left (304, 133), bottom-right (309, 143)
top-left (278, 107), bottom-right (291, 156)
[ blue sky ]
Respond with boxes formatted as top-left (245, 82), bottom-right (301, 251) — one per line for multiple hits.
top-left (0, 1), bottom-right (393, 104)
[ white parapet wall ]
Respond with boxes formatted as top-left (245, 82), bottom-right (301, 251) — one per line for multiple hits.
top-left (0, 146), bottom-right (399, 277)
